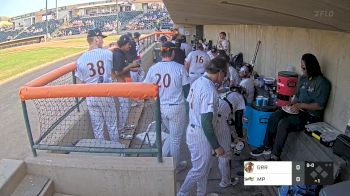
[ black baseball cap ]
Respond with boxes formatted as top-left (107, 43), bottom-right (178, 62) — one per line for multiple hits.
top-left (161, 41), bottom-right (175, 49)
top-left (160, 41), bottom-right (176, 52)
top-left (134, 32), bottom-right (141, 38)
top-left (87, 28), bottom-right (107, 38)
top-left (117, 34), bottom-right (132, 47)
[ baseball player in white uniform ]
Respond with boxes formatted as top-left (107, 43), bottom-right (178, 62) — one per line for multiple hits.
top-left (185, 43), bottom-right (211, 84)
top-left (130, 32), bottom-right (145, 82)
top-left (216, 90), bottom-right (245, 187)
top-left (229, 65), bottom-right (241, 87)
top-left (217, 32), bottom-right (230, 55)
top-left (144, 42), bottom-right (190, 170)
top-left (180, 35), bottom-right (192, 57)
top-left (239, 64), bottom-right (255, 104)
top-left (178, 58), bottom-right (228, 196)
top-left (75, 28), bottom-right (119, 142)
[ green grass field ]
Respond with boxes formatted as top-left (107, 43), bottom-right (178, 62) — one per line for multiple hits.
top-left (0, 47), bottom-right (83, 81)
top-left (0, 35), bottom-right (119, 82)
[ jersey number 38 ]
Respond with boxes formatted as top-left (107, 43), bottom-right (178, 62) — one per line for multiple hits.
top-left (87, 60), bottom-right (105, 77)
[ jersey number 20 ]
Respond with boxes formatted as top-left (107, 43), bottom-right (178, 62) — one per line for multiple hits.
top-left (87, 60), bottom-right (105, 77)
top-left (155, 73), bottom-right (171, 88)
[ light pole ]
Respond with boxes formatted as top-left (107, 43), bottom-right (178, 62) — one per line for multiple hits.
top-left (116, 0), bottom-right (119, 34)
top-left (46, 0), bottom-right (49, 40)
top-left (56, 0), bottom-right (58, 19)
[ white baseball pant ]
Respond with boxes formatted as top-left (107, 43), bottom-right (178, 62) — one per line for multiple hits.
top-left (130, 68), bottom-right (145, 82)
top-left (177, 124), bottom-right (213, 196)
top-left (216, 116), bottom-right (232, 185)
top-left (161, 104), bottom-right (187, 167)
top-left (86, 97), bottom-right (119, 141)
top-left (118, 97), bottom-right (131, 131)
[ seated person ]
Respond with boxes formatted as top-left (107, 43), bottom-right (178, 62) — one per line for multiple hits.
top-left (250, 53), bottom-right (331, 160)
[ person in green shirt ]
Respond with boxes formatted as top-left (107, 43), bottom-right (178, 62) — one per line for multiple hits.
top-left (251, 53), bottom-right (331, 160)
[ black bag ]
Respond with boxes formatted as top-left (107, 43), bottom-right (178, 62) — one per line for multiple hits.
top-left (230, 52), bottom-right (243, 69)
top-left (333, 134), bottom-right (350, 160)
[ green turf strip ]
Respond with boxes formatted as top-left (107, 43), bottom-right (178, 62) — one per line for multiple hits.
top-left (0, 47), bottom-right (84, 81)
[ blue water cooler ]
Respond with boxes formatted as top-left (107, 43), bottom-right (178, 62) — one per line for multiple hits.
top-left (247, 103), bottom-right (277, 148)
top-left (243, 105), bottom-right (252, 129)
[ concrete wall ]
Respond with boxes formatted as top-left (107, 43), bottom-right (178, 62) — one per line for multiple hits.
top-left (204, 25), bottom-right (350, 131)
top-left (141, 42), bottom-right (156, 72)
top-left (25, 154), bottom-right (175, 196)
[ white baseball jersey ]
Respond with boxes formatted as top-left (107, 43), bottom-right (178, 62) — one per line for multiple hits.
top-left (144, 61), bottom-right (190, 105)
top-left (218, 91), bottom-right (246, 120)
top-left (180, 42), bottom-right (192, 57)
top-left (75, 48), bottom-right (119, 142)
top-left (75, 48), bottom-right (113, 83)
top-left (185, 50), bottom-right (211, 75)
top-left (187, 76), bottom-right (218, 127)
top-left (179, 75), bottom-right (218, 196)
top-left (207, 50), bottom-right (217, 60)
top-left (229, 66), bottom-right (241, 86)
top-left (240, 77), bottom-right (255, 104)
top-left (217, 39), bottom-right (230, 53)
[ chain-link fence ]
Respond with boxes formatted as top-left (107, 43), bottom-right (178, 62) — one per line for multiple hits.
top-left (20, 62), bottom-right (163, 162)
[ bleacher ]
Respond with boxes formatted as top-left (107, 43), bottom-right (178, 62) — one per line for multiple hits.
top-left (0, 30), bottom-right (19, 42)
top-left (15, 19), bottom-right (63, 39)
top-left (124, 10), bottom-right (173, 31)
top-left (61, 11), bottom-right (142, 35)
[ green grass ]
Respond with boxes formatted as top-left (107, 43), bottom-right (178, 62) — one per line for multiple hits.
top-left (0, 47), bottom-right (84, 81)
top-left (0, 35), bottom-right (120, 82)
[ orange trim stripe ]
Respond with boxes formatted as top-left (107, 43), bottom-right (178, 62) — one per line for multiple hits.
top-left (20, 83), bottom-right (158, 101)
top-left (25, 62), bottom-right (77, 87)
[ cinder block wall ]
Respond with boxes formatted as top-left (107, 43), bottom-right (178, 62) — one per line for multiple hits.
top-left (204, 25), bottom-right (350, 131)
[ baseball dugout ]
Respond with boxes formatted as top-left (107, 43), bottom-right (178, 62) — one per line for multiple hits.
top-left (19, 62), bottom-right (164, 162)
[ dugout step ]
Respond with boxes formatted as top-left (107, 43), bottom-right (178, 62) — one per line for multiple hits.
top-left (11, 174), bottom-right (52, 196)
top-left (70, 139), bottom-right (125, 156)
top-left (53, 193), bottom-right (77, 196)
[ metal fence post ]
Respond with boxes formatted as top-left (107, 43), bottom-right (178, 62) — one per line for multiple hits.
top-left (72, 71), bottom-right (80, 112)
top-left (155, 96), bottom-right (163, 162)
top-left (21, 101), bottom-right (37, 157)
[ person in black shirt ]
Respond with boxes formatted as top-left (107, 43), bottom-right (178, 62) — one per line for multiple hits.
top-left (112, 35), bottom-right (139, 82)
top-left (125, 33), bottom-right (137, 63)
top-left (112, 35), bottom-right (140, 133)
top-left (173, 39), bottom-right (186, 65)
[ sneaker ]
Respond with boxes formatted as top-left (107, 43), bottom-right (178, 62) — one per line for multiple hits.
top-left (250, 146), bottom-right (271, 157)
top-left (176, 161), bottom-right (187, 173)
top-left (268, 154), bottom-right (281, 161)
top-left (219, 177), bottom-right (239, 188)
top-left (120, 133), bottom-right (133, 140)
top-left (234, 141), bottom-right (245, 156)
top-left (124, 124), bottom-right (135, 130)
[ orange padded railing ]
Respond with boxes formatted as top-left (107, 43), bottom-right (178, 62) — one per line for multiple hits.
top-left (18, 31), bottom-right (175, 101)
top-left (19, 62), bottom-right (158, 100)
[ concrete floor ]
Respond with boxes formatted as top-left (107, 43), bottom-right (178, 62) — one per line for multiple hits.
top-left (0, 54), bottom-right (278, 195)
top-left (131, 100), bottom-right (278, 196)
top-left (0, 56), bottom-right (80, 160)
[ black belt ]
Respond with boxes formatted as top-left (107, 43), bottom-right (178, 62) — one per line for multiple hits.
top-left (190, 124), bottom-right (201, 128)
top-left (218, 114), bottom-right (222, 117)
top-left (190, 72), bottom-right (204, 74)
